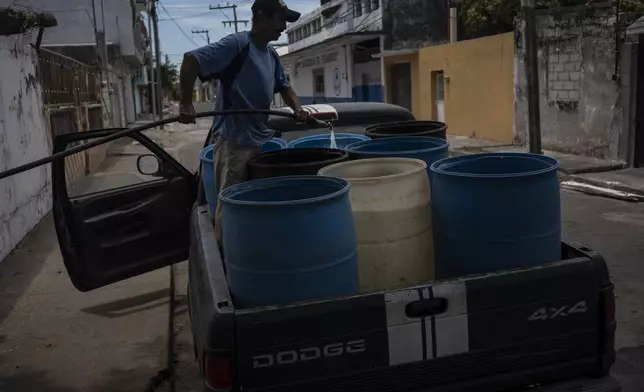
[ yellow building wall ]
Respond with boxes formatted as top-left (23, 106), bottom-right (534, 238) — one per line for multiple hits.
top-left (384, 33), bottom-right (515, 143)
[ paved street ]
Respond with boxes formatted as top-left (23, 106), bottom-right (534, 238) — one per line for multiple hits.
top-left (0, 119), bottom-right (642, 391)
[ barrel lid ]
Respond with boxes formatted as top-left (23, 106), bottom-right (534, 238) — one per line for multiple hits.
top-left (219, 175), bottom-right (351, 206)
top-left (430, 152), bottom-right (560, 178)
top-left (318, 157), bottom-right (427, 182)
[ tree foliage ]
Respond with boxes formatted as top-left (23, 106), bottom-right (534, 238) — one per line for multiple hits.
top-left (458, 0), bottom-right (643, 40)
top-left (160, 54), bottom-right (178, 95)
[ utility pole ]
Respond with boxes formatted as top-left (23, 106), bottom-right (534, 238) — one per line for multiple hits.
top-left (147, 2), bottom-right (156, 119)
top-left (522, 0), bottom-right (542, 154)
top-left (192, 29), bottom-right (211, 44)
top-left (192, 29), bottom-right (214, 101)
top-left (210, 4), bottom-right (249, 33)
top-left (151, 0), bottom-right (164, 128)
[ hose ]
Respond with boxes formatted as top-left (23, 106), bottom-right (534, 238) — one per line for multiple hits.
top-left (0, 109), bottom-right (327, 181)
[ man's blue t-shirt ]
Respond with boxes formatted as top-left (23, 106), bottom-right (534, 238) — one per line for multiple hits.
top-left (189, 31), bottom-right (289, 146)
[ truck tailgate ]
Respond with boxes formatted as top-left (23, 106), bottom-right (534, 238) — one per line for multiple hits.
top-left (234, 245), bottom-right (610, 392)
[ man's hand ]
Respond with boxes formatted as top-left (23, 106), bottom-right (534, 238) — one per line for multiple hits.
top-left (293, 108), bottom-right (311, 123)
top-left (179, 102), bottom-right (196, 124)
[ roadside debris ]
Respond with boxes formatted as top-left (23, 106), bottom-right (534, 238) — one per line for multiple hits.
top-left (561, 180), bottom-right (644, 202)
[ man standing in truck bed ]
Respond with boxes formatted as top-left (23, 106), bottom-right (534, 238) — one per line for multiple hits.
top-left (178, 0), bottom-right (309, 245)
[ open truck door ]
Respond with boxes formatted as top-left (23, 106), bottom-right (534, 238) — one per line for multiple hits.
top-left (52, 129), bottom-right (198, 292)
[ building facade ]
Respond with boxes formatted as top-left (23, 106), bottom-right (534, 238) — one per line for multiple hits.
top-left (278, 0), bottom-right (384, 105)
top-left (2, 0), bottom-right (151, 126)
top-left (381, 33), bottom-right (515, 143)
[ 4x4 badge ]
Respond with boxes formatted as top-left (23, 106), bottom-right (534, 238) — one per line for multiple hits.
top-left (528, 301), bottom-right (588, 322)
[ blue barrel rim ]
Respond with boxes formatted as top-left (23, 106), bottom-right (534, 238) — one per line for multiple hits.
top-left (219, 175), bottom-right (351, 206)
top-left (199, 144), bottom-right (215, 163)
top-left (287, 133), bottom-right (371, 148)
top-left (319, 157), bottom-right (428, 182)
top-left (265, 137), bottom-right (289, 148)
top-left (430, 152), bottom-right (560, 178)
top-left (346, 136), bottom-right (449, 156)
top-left (364, 120), bottom-right (448, 133)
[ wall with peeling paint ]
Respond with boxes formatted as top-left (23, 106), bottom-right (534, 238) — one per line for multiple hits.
top-left (0, 0), bottom-right (137, 57)
top-left (0, 35), bottom-right (52, 263)
top-left (514, 4), bottom-right (636, 160)
top-left (382, 0), bottom-right (448, 50)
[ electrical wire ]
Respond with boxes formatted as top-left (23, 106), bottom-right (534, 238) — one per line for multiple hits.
top-left (0, 110), bottom-right (326, 181)
top-left (353, 4), bottom-right (380, 32)
top-left (159, 10), bottom-right (216, 21)
top-left (158, 1), bottom-right (200, 47)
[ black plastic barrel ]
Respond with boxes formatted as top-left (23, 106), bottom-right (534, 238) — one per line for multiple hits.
top-left (248, 148), bottom-right (350, 180)
top-left (364, 120), bottom-right (448, 140)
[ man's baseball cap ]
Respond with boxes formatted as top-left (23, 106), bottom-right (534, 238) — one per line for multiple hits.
top-left (252, 0), bottom-right (301, 23)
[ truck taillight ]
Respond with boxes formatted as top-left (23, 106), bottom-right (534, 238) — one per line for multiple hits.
top-left (204, 351), bottom-right (232, 391)
top-left (598, 284), bottom-right (616, 375)
top-left (602, 286), bottom-right (615, 324)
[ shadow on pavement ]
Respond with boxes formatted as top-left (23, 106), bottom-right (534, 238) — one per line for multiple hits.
top-left (82, 288), bottom-right (170, 318)
top-left (613, 345), bottom-right (644, 391)
top-left (0, 215), bottom-right (58, 325)
top-left (0, 368), bottom-right (82, 392)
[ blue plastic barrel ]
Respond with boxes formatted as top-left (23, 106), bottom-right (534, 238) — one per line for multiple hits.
top-left (430, 153), bottom-right (561, 279)
top-left (199, 144), bottom-right (216, 217)
top-left (346, 136), bottom-right (449, 176)
top-left (219, 176), bottom-right (359, 308)
top-left (288, 133), bottom-right (370, 150)
top-left (261, 137), bottom-right (288, 152)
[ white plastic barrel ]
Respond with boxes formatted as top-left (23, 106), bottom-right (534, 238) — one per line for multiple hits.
top-left (318, 157), bottom-right (434, 292)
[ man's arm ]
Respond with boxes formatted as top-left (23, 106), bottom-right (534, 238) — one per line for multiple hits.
top-left (279, 86), bottom-right (303, 112)
top-left (179, 53), bottom-right (200, 105)
top-left (178, 34), bottom-right (239, 123)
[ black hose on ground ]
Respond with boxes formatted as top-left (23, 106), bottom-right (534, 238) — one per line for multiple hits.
top-left (0, 109), bottom-right (326, 181)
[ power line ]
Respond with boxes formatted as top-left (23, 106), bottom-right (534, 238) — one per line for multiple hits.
top-left (159, 1), bottom-right (200, 47)
top-left (158, 10), bottom-right (216, 21)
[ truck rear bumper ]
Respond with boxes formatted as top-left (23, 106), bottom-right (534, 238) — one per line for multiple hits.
top-left (410, 375), bottom-right (621, 392)
top-left (517, 375), bottom-right (621, 392)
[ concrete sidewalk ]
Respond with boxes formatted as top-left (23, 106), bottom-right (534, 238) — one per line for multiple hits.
top-left (447, 135), bottom-right (625, 175)
top-left (0, 214), bottom-right (173, 392)
top-left (562, 168), bottom-right (644, 201)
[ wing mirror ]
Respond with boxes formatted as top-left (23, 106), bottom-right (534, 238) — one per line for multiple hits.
top-left (136, 154), bottom-right (165, 176)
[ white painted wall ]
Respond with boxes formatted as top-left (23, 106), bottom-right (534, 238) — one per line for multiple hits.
top-left (0, 0), bottom-right (137, 56)
top-left (122, 70), bottom-right (136, 123)
top-left (0, 35), bottom-right (53, 263)
top-left (354, 60), bottom-right (381, 85)
top-left (286, 1), bottom-right (382, 54)
top-left (286, 45), bottom-right (353, 101)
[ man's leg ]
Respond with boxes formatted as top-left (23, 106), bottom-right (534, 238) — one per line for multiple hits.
top-left (213, 139), bottom-right (260, 248)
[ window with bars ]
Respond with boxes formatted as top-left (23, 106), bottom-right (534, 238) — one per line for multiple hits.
top-left (354, 0), bottom-right (363, 17)
top-left (314, 70), bottom-right (325, 94)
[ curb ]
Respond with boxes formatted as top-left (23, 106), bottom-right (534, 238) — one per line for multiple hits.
top-left (449, 147), bottom-right (625, 176)
top-left (562, 174), bottom-right (644, 198)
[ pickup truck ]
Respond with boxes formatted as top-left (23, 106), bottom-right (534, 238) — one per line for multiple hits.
top-left (51, 102), bottom-right (620, 392)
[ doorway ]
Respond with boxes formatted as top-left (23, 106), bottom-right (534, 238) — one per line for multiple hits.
top-left (434, 71), bottom-right (445, 122)
top-left (313, 68), bottom-right (325, 104)
top-left (362, 73), bottom-right (370, 102)
top-left (635, 37), bottom-right (644, 167)
top-left (390, 62), bottom-right (412, 111)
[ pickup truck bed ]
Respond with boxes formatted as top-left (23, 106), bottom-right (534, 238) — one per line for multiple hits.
top-left (188, 205), bottom-right (618, 392)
